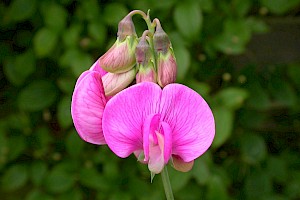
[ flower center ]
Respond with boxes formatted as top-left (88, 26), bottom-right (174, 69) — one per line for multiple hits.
top-left (143, 114), bottom-right (172, 174)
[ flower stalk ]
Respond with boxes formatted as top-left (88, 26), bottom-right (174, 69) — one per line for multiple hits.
top-left (161, 167), bottom-right (174, 200)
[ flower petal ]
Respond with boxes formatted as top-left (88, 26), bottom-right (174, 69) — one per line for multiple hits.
top-left (160, 121), bottom-right (172, 164)
top-left (71, 71), bottom-right (107, 145)
top-left (160, 84), bottom-right (215, 162)
top-left (102, 82), bottom-right (162, 158)
top-left (89, 59), bottom-right (107, 76)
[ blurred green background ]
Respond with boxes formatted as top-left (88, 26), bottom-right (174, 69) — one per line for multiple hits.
top-left (1, 0), bottom-right (300, 199)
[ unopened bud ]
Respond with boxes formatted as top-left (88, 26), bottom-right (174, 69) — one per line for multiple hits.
top-left (135, 37), bottom-right (151, 65)
top-left (99, 36), bottom-right (138, 73)
top-left (157, 48), bottom-right (177, 87)
top-left (117, 15), bottom-right (136, 41)
top-left (153, 25), bottom-right (171, 54)
top-left (136, 62), bottom-right (156, 83)
top-left (102, 67), bottom-right (136, 96)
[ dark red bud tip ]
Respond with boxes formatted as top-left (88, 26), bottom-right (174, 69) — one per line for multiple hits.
top-left (153, 26), bottom-right (170, 53)
top-left (135, 37), bottom-right (151, 65)
top-left (117, 15), bottom-right (136, 41)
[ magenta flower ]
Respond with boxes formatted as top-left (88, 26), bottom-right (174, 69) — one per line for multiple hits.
top-left (71, 60), bottom-right (107, 145)
top-left (102, 82), bottom-right (215, 174)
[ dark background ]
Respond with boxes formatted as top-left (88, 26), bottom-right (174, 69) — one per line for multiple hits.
top-left (0, 0), bottom-right (300, 199)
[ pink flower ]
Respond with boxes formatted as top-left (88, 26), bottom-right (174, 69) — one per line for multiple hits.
top-left (71, 59), bottom-right (135, 144)
top-left (102, 82), bottom-right (215, 174)
top-left (71, 60), bottom-right (107, 145)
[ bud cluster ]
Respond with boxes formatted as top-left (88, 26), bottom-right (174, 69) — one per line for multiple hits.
top-left (96, 10), bottom-right (177, 97)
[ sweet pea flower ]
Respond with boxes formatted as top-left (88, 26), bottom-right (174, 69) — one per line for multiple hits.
top-left (102, 82), bottom-right (215, 174)
top-left (71, 59), bottom-right (135, 145)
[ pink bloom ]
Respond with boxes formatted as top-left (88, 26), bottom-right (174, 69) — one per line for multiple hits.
top-left (157, 50), bottom-right (177, 87)
top-left (102, 82), bottom-right (215, 174)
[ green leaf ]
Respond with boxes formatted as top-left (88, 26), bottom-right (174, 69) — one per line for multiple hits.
top-left (261, 0), bottom-right (300, 14)
top-left (26, 190), bottom-right (54, 200)
top-left (214, 87), bottom-right (248, 110)
top-left (58, 189), bottom-right (83, 200)
top-left (287, 63), bottom-right (300, 89)
top-left (30, 161), bottom-right (47, 186)
top-left (240, 133), bottom-right (267, 164)
top-left (266, 156), bottom-right (288, 183)
top-left (212, 106), bottom-right (234, 148)
top-left (57, 77), bottom-right (76, 94)
top-left (66, 130), bottom-right (84, 158)
top-left (70, 52), bottom-right (93, 77)
top-left (18, 80), bottom-right (58, 111)
top-left (213, 19), bottom-right (251, 54)
top-left (4, 50), bottom-right (36, 86)
top-left (57, 96), bottom-right (72, 129)
top-left (199, 0), bottom-right (214, 12)
top-left (7, 135), bottom-right (26, 161)
top-left (246, 17), bottom-right (269, 34)
top-left (33, 28), bottom-right (58, 57)
top-left (192, 158), bottom-right (210, 185)
top-left (88, 22), bottom-right (106, 46)
top-left (44, 165), bottom-right (75, 194)
top-left (42, 3), bottom-right (67, 32)
top-left (168, 166), bottom-right (192, 192)
top-left (8, 0), bottom-right (37, 22)
top-left (185, 80), bottom-right (211, 98)
top-left (206, 175), bottom-right (229, 200)
top-left (245, 81), bottom-right (271, 110)
top-left (62, 24), bottom-right (82, 48)
top-left (174, 1), bottom-right (202, 39)
top-left (79, 167), bottom-right (108, 190)
top-left (245, 169), bottom-right (272, 199)
top-left (1, 164), bottom-right (29, 191)
top-left (103, 3), bottom-right (128, 26)
top-left (173, 46), bottom-right (190, 81)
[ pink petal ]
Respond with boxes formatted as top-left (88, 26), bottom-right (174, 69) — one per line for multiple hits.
top-left (89, 59), bottom-right (107, 76)
top-left (71, 71), bottom-right (107, 145)
top-left (148, 131), bottom-right (164, 174)
top-left (171, 155), bottom-right (194, 172)
top-left (102, 82), bottom-right (162, 158)
top-left (143, 114), bottom-right (161, 162)
top-left (160, 84), bottom-right (215, 162)
top-left (160, 121), bottom-right (172, 163)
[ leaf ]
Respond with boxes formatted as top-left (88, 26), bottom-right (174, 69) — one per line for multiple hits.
top-left (213, 19), bottom-right (251, 55)
top-left (261, 0), bottom-right (300, 14)
top-left (18, 80), bottom-right (58, 111)
top-left (212, 106), bottom-right (234, 148)
top-left (26, 190), bottom-right (54, 200)
top-left (44, 165), bottom-right (75, 194)
top-left (103, 3), bottom-right (128, 26)
top-left (8, 0), bottom-right (37, 22)
top-left (206, 175), bottom-right (229, 200)
top-left (62, 24), bottom-right (82, 48)
top-left (42, 3), bottom-right (67, 32)
top-left (174, 1), bottom-right (202, 39)
top-left (214, 87), bottom-right (248, 110)
top-left (173, 46), bottom-right (190, 81)
top-left (88, 22), bottom-right (106, 46)
top-left (4, 50), bottom-right (36, 86)
top-left (30, 161), bottom-right (47, 186)
top-left (245, 169), bottom-right (272, 199)
top-left (192, 158), bottom-right (210, 185)
top-left (57, 96), bottom-right (72, 129)
top-left (7, 135), bottom-right (26, 161)
top-left (33, 28), bottom-right (58, 57)
top-left (287, 63), bottom-right (300, 89)
top-left (66, 130), bottom-right (85, 157)
top-left (79, 167), bottom-right (109, 190)
top-left (1, 164), bottom-right (29, 191)
top-left (57, 77), bottom-right (76, 94)
top-left (240, 133), bottom-right (267, 164)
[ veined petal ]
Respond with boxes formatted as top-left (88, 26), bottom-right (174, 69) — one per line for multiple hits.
top-left (71, 71), bottom-right (107, 145)
top-left (102, 82), bottom-right (162, 158)
top-left (102, 67), bottom-right (136, 96)
top-left (160, 84), bottom-right (215, 162)
top-left (89, 59), bottom-right (107, 76)
top-left (143, 114), bottom-right (161, 162)
top-left (160, 121), bottom-right (172, 163)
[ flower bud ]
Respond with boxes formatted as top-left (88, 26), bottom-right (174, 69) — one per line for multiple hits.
top-left (99, 15), bottom-right (138, 74)
top-left (102, 67), bottom-right (136, 96)
top-left (157, 48), bottom-right (177, 87)
top-left (136, 62), bottom-right (156, 83)
top-left (153, 25), bottom-right (170, 54)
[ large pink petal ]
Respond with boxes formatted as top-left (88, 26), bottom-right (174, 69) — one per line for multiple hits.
top-left (71, 71), bottom-right (107, 145)
top-left (102, 82), bottom-right (162, 158)
top-left (160, 84), bottom-right (215, 162)
top-left (89, 59), bottom-right (107, 76)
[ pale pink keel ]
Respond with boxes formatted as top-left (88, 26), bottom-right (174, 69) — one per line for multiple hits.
top-left (102, 82), bottom-right (215, 174)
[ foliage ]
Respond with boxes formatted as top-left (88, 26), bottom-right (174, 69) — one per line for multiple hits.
top-left (1, 0), bottom-right (300, 199)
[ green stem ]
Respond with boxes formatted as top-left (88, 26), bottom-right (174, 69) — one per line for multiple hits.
top-left (161, 167), bottom-right (174, 200)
